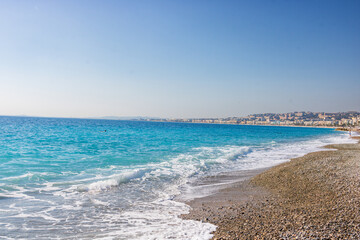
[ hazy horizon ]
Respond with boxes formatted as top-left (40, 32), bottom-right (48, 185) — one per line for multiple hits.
top-left (1, 110), bottom-right (359, 121)
top-left (1, 0), bottom-right (359, 119)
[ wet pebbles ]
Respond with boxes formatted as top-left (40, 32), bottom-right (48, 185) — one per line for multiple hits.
top-left (182, 139), bottom-right (360, 239)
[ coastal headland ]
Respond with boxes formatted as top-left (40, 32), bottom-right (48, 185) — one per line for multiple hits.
top-left (182, 136), bottom-right (360, 239)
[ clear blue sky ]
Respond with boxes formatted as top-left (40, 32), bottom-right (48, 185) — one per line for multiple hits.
top-left (0, 0), bottom-right (359, 118)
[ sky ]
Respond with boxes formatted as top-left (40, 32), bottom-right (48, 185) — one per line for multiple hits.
top-left (0, 0), bottom-right (359, 118)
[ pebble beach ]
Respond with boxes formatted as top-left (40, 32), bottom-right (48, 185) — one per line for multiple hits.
top-left (182, 136), bottom-right (360, 239)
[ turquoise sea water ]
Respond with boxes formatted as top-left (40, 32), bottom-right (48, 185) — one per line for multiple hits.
top-left (0, 116), bottom-right (354, 239)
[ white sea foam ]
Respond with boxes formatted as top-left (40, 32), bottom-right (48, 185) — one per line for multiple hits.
top-left (180, 132), bottom-right (357, 201)
top-left (103, 199), bottom-right (216, 240)
top-left (85, 134), bottom-right (356, 239)
top-left (0, 132), bottom-right (355, 240)
top-left (2, 172), bottom-right (59, 182)
top-left (80, 169), bottom-right (148, 193)
top-left (2, 172), bottom-right (35, 181)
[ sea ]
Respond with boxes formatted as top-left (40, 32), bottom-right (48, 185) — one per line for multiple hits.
top-left (0, 116), bottom-right (355, 239)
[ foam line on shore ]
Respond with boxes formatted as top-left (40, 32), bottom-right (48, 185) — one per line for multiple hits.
top-left (182, 134), bottom-right (360, 239)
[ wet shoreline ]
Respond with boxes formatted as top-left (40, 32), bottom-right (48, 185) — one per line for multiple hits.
top-left (181, 136), bottom-right (360, 239)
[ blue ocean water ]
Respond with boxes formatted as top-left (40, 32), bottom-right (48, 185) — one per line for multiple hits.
top-left (0, 116), bottom-right (354, 239)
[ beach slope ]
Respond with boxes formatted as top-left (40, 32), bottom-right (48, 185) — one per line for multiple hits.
top-left (182, 138), bottom-right (360, 239)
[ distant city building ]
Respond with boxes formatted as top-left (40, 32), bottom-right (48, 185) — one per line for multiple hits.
top-left (147, 111), bottom-right (360, 128)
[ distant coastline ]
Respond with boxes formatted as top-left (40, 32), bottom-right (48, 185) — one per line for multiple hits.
top-left (146, 111), bottom-right (360, 129)
top-left (148, 120), bottom-right (339, 129)
top-left (1, 111), bottom-right (359, 129)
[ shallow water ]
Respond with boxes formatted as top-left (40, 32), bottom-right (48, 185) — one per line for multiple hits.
top-left (0, 116), bottom-right (355, 239)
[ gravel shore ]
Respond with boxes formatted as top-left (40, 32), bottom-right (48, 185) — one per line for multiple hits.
top-left (182, 136), bottom-right (360, 239)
